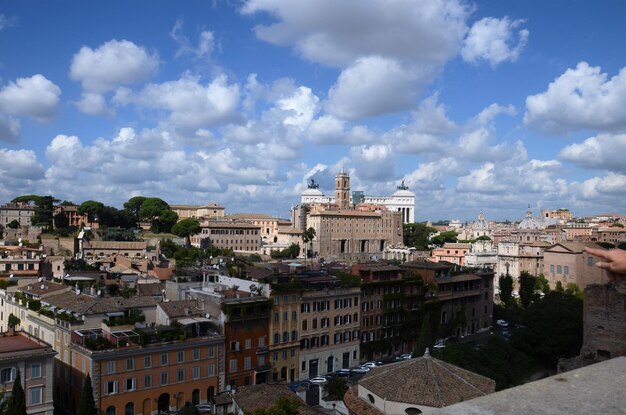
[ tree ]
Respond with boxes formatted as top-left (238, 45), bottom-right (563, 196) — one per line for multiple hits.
top-left (565, 283), bottom-right (583, 300)
top-left (535, 274), bottom-right (550, 294)
top-left (8, 313), bottom-right (20, 330)
top-left (6, 369), bottom-right (26, 415)
top-left (123, 196), bottom-right (147, 224)
top-left (53, 211), bottom-right (70, 230)
top-left (498, 274), bottom-right (514, 305)
top-left (324, 377), bottom-right (349, 400)
top-left (100, 227), bottom-right (137, 242)
top-left (155, 209), bottom-right (178, 233)
top-left (138, 197), bottom-right (170, 223)
top-left (172, 219), bottom-right (201, 247)
top-left (78, 200), bottom-right (105, 223)
top-left (302, 227), bottom-right (316, 264)
top-left (430, 231), bottom-right (458, 247)
top-left (514, 291), bottom-right (583, 367)
top-left (403, 222), bottom-right (436, 250)
top-left (518, 272), bottom-right (538, 308)
top-left (31, 195), bottom-right (57, 230)
top-left (77, 374), bottom-right (97, 415)
top-left (7, 220), bottom-right (20, 229)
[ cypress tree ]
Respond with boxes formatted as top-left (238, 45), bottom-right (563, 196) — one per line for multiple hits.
top-left (77, 374), bottom-right (97, 415)
top-left (7, 369), bottom-right (26, 415)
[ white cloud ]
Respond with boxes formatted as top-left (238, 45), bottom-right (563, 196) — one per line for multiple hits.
top-left (559, 133), bottom-right (626, 172)
top-left (0, 149), bottom-right (45, 180)
top-left (525, 62), bottom-right (626, 134)
top-left (116, 74), bottom-right (241, 129)
top-left (326, 56), bottom-right (428, 120)
top-left (575, 173), bottom-right (626, 199)
top-left (462, 17), bottom-right (529, 66)
top-left (242, 0), bottom-right (469, 68)
top-left (472, 103), bottom-right (516, 125)
top-left (404, 158), bottom-right (461, 190)
top-left (70, 39), bottom-right (159, 93)
top-left (350, 144), bottom-right (395, 181)
top-left (308, 115), bottom-right (376, 145)
top-left (457, 162), bottom-right (508, 193)
top-left (76, 92), bottom-right (112, 116)
top-left (456, 128), bottom-right (526, 163)
top-left (0, 115), bottom-right (20, 143)
top-left (170, 19), bottom-right (215, 59)
top-left (0, 74), bottom-right (61, 122)
top-left (278, 86), bottom-right (319, 129)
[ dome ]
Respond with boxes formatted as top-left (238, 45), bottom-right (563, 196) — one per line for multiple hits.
top-left (518, 206), bottom-right (541, 229)
top-left (472, 211), bottom-right (489, 230)
top-left (392, 188), bottom-right (415, 198)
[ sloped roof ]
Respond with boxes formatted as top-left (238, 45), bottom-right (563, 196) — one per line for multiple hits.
top-left (84, 241), bottom-right (147, 250)
top-left (232, 383), bottom-right (321, 414)
top-left (43, 292), bottom-right (158, 315)
top-left (359, 354), bottom-right (495, 408)
top-left (546, 242), bottom-right (604, 253)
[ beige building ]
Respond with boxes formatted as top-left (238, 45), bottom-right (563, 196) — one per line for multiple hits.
top-left (0, 202), bottom-right (36, 227)
top-left (225, 213), bottom-right (283, 243)
top-left (0, 331), bottom-right (56, 415)
top-left (191, 222), bottom-right (262, 253)
top-left (170, 203), bottom-right (225, 221)
top-left (592, 227), bottom-right (626, 245)
top-left (0, 246), bottom-right (44, 279)
top-left (298, 281), bottom-right (360, 381)
top-left (495, 241), bottom-right (548, 285)
top-left (543, 242), bottom-right (609, 289)
top-left (268, 290), bottom-right (301, 383)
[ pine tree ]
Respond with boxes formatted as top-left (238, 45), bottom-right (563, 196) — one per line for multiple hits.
top-left (77, 374), bottom-right (97, 415)
top-left (6, 369), bottom-right (26, 415)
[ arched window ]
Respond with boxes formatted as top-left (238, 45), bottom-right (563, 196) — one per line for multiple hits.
top-left (125, 402), bottom-right (134, 415)
top-left (367, 394), bottom-right (375, 404)
top-left (192, 389), bottom-right (200, 405)
top-left (106, 406), bottom-right (116, 415)
top-left (405, 408), bottom-right (423, 415)
top-left (207, 386), bottom-right (215, 401)
top-left (280, 367), bottom-right (287, 379)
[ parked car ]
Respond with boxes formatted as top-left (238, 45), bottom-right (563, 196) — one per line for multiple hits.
top-left (496, 319), bottom-right (509, 327)
top-left (399, 353), bottom-right (413, 360)
top-left (334, 368), bottom-right (353, 377)
top-left (309, 376), bottom-right (328, 384)
top-left (352, 366), bottom-right (371, 374)
top-left (195, 404), bottom-right (212, 413)
top-left (433, 341), bottom-right (446, 350)
top-left (362, 361), bottom-right (380, 368)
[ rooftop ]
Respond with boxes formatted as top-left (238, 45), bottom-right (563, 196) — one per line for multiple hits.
top-left (432, 357), bottom-right (626, 415)
top-left (232, 383), bottom-right (321, 414)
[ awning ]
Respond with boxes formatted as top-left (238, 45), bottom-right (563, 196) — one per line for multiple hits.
top-left (178, 317), bottom-right (211, 325)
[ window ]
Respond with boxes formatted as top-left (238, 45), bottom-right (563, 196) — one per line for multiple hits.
top-left (274, 312), bottom-right (279, 322)
top-left (230, 359), bottom-right (237, 372)
top-left (245, 339), bottom-right (252, 349)
top-left (282, 332), bottom-right (289, 343)
top-left (550, 264), bottom-right (555, 273)
top-left (160, 372), bottom-right (168, 385)
top-left (258, 336), bottom-right (266, 347)
top-left (207, 364), bottom-right (216, 377)
top-left (564, 266), bottom-right (569, 275)
top-left (29, 387), bottom-right (43, 405)
top-left (30, 363), bottom-right (41, 379)
top-left (231, 341), bottom-right (240, 351)
top-left (106, 381), bottom-right (118, 395)
top-left (0, 367), bottom-right (15, 383)
top-left (557, 265), bottom-right (562, 274)
top-left (177, 369), bottom-right (185, 382)
top-left (208, 345), bottom-right (215, 358)
top-left (291, 330), bottom-right (298, 341)
top-left (588, 256), bottom-right (594, 266)
top-left (160, 353), bottom-right (168, 365)
top-left (302, 320), bottom-right (308, 331)
top-left (193, 366), bottom-right (200, 379)
top-left (144, 356), bottom-right (152, 368)
top-left (107, 361), bottom-right (116, 374)
top-left (125, 403), bottom-right (134, 415)
top-left (244, 356), bottom-right (252, 370)
top-left (301, 361), bottom-right (306, 371)
top-left (125, 378), bottom-right (136, 391)
top-left (144, 375), bottom-right (152, 388)
top-left (126, 358), bottom-right (134, 371)
top-left (274, 333), bottom-right (280, 344)
top-left (292, 311), bottom-right (297, 320)
top-left (283, 311), bottom-right (288, 321)
top-left (312, 318), bottom-right (317, 329)
top-left (193, 349), bottom-right (200, 360)
top-left (177, 351), bottom-right (185, 363)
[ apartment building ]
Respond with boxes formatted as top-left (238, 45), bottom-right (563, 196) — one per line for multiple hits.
top-left (67, 323), bottom-right (224, 415)
top-left (298, 276), bottom-right (360, 380)
top-left (170, 203), bottom-right (225, 222)
top-left (0, 331), bottom-right (56, 415)
top-left (191, 222), bottom-right (262, 253)
top-left (268, 289), bottom-right (300, 383)
top-left (431, 243), bottom-right (471, 266)
top-left (225, 213), bottom-right (282, 243)
top-left (221, 296), bottom-right (272, 389)
top-left (0, 246), bottom-right (44, 279)
top-left (352, 263), bottom-right (425, 361)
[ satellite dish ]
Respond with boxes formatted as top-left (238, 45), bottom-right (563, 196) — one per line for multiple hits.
top-left (18, 243), bottom-right (23, 247)
top-left (97, 290), bottom-right (102, 296)
top-left (40, 284), bottom-right (45, 290)
top-left (65, 274), bottom-right (70, 278)
top-left (18, 238), bottom-right (22, 243)
top-left (205, 313), bottom-right (211, 319)
top-left (76, 289), bottom-right (81, 295)
top-left (161, 289), bottom-right (166, 293)
top-left (226, 385), bottom-right (231, 391)
top-left (9, 274), bottom-right (13, 279)
top-left (38, 277), bottom-right (43, 282)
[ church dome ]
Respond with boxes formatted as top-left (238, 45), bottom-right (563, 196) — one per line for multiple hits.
top-left (518, 206), bottom-right (541, 229)
top-left (301, 187), bottom-right (324, 197)
top-left (472, 211), bottom-right (489, 230)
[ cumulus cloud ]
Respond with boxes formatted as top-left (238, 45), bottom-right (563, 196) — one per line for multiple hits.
top-left (458, 162), bottom-right (511, 193)
top-left (525, 62), bottom-right (626, 134)
top-left (462, 17), bottom-right (529, 66)
top-left (326, 56), bottom-right (428, 120)
top-left (0, 149), bottom-right (45, 180)
top-left (0, 115), bottom-right (20, 143)
top-left (115, 74), bottom-right (241, 129)
top-left (559, 133), bottom-right (626, 172)
top-left (350, 144), bottom-right (395, 181)
top-left (70, 39), bottom-right (159, 93)
top-left (76, 92), bottom-right (113, 116)
top-left (278, 86), bottom-right (319, 129)
top-left (472, 103), bottom-right (516, 125)
top-left (575, 173), bottom-right (626, 199)
top-left (0, 74), bottom-right (61, 122)
top-left (242, 0), bottom-right (469, 68)
top-left (170, 19), bottom-right (215, 59)
top-left (404, 158), bottom-right (462, 190)
top-left (308, 115), bottom-right (376, 145)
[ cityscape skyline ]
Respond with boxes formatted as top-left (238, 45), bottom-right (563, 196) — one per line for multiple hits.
top-left (1, 1), bottom-right (626, 221)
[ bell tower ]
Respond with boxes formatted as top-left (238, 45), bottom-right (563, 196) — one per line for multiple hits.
top-left (335, 169), bottom-right (350, 209)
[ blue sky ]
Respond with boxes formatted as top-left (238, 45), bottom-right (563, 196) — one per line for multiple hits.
top-left (1, 0), bottom-right (626, 222)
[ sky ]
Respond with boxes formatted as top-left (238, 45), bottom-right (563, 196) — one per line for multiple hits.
top-left (1, 0), bottom-right (626, 222)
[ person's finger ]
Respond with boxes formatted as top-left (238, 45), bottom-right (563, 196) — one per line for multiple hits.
top-left (595, 261), bottom-right (610, 270)
top-left (585, 247), bottom-right (607, 258)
